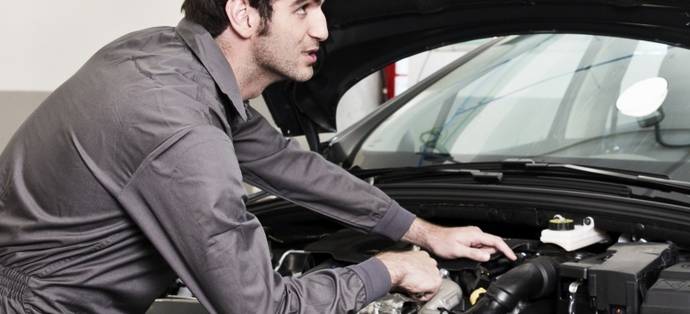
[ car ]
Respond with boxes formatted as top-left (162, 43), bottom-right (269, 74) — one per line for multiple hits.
top-left (148, 1), bottom-right (690, 313)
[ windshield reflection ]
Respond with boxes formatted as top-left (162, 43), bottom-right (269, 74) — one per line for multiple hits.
top-left (355, 34), bottom-right (690, 181)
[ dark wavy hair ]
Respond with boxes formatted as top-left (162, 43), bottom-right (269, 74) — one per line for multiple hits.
top-left (181, 0), bottom-right (274, 37)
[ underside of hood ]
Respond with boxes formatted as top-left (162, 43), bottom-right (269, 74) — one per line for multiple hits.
top-left (262, 0), bottom-right (690, 140)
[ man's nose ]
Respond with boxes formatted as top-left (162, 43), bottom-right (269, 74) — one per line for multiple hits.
top-left (309, 7), bottom-right (329, 42)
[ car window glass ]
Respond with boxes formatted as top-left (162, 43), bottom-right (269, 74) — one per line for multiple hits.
top-left (354, 34), bottom-right (690, 179)
top-left (360, 34), bottom-right (588, 156)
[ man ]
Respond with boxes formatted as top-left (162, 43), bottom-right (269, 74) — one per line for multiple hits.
top-left (0, 0), bottom-right (516, 313)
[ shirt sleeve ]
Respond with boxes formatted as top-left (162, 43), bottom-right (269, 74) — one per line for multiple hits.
top-left (116, 125), bottom-right (390, 314)
top-left (232, 106), bottom-right (416, 240)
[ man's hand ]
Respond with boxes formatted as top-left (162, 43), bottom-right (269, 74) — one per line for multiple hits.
top-left (375, 250), bottom-right (442, 301)
top-left (403, 219), bottom-right (517, 262)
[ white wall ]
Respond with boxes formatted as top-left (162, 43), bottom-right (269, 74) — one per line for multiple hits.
top-left (406, 39), bottom-right (492, 88)
top-left (0, 1), bottom-right (184, 150)
top-left (0, 1), bottom-right (184, 92)
top-left (336, 73), bottom-right (382, 131)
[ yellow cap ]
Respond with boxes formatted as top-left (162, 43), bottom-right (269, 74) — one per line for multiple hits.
top-left (469, 287), bottom-right (487, 305)
top-left (549, 217), bottom-right (574, 224)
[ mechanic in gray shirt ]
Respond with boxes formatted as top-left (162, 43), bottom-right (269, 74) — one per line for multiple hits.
top-left (0, 0), bottom-right (516, 313)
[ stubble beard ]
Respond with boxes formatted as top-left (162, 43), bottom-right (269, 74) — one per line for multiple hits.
top-left (252, 27), bottom-right (314, 83)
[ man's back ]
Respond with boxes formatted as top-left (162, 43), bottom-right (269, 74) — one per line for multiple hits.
top-left (0, 25), bottom-right (221, 313)
top-left (0, 19), bottom-right (401, 314)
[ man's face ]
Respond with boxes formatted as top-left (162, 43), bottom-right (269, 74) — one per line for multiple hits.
top-left (251, 0), bottom-right (329, 82)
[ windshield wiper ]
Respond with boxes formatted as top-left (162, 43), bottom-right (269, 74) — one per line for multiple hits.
top-left (501, 158), bottom-right (690, 194)
top-left (363, 158), bottom-right (690, 195)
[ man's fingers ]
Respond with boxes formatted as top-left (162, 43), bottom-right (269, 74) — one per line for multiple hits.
top-left (478, 234), bottom-right (517, 261)
top-left (378, 250), bottom-right (443, 300)
top-left (479, 247), bottom-right (497, 255)
top-left (460, 246), bottom-right (491, 262)
top-left (424, 225), bottom-right (517, 261)
top-left (493, 236), bottom-right (517, 260)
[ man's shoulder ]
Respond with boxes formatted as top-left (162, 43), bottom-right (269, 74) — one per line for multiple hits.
top-left (53, 25), bottom-right (224, 147)
top-left (102, 26), bottom-right (185, 56)
top-left (78, 26), bottom-right (209, 87)
top-left (75, 25), bottom-right (219, 114)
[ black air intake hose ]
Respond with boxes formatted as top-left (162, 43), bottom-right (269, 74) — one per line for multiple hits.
top-left (464, 256), bottom-right (559, 314)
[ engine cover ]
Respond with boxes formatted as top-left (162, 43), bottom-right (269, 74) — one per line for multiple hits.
top-left (558, 243), bottom-right (677, 314)
top-left (641, 262), bottom-right (690, 314)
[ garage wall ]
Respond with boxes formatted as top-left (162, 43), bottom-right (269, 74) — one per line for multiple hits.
top-left (0, 1), bottom-right (184, 150)
top-left (0, 92), bottom-right (51, 151)
top-left (1, 1), bottom-right (184, 91)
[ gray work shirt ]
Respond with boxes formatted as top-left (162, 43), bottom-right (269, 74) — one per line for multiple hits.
top-left (0, 19), bottom-right (416, 314)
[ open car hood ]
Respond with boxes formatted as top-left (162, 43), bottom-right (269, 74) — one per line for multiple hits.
top-left (262, 0), bottom-right (690, 137)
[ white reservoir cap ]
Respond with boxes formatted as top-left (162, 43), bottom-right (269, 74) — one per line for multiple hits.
top-left (540, 216), bottom-right (609, 251)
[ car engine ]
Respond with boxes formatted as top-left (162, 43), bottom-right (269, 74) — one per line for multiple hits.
top-left (269, 216), bottom-right (690, 314)
top-left (152, 216), bottom-right (690, 314)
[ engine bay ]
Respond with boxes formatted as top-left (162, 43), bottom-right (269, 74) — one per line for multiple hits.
top-left (151, 214), bottom-right (690, 314)
top-left (269, 216), bottom-right (690, 314)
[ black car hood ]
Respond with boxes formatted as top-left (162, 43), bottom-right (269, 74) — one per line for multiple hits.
top-left (262, 0), bottom-right (690, 136)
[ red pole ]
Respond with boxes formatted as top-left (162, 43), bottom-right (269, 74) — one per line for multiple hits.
top-left (384, 64), bottom-right (396, 100)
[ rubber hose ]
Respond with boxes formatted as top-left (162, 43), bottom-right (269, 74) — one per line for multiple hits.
top-left (463, 256), bottom-right (558, 314)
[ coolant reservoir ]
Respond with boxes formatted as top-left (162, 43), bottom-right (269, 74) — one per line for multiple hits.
top-left (540, 215), bottom-right (609, 251)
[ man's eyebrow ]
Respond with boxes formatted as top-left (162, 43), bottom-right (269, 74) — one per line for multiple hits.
top-left (292, 0), bottom-right (323, 6)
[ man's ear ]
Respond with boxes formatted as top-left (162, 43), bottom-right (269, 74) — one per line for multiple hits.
top-left (225, 0), bottom-right (260, 38)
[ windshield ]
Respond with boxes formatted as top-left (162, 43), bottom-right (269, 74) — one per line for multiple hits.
top-left (353, 34), bottom-right (690, 180)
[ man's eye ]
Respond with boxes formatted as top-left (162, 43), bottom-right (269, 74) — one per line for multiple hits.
top-left (296, 5), bottom-right (308, 15)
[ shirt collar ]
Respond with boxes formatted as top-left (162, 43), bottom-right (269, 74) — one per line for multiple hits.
top-left (175, 18), bottom-right (247, 121)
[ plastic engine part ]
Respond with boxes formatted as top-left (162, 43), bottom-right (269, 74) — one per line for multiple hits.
top-left (540, 216), bottom-right (608, 252)
top-left (420, 278), bottom-right (463, 314)
top-left (641, 262), bottom-right (690, 314)
top-left (559, 243), bottom-right (677, 314)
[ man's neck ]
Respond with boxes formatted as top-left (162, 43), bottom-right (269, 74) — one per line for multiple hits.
top-left (214, 32), bottom-right (280, 101)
